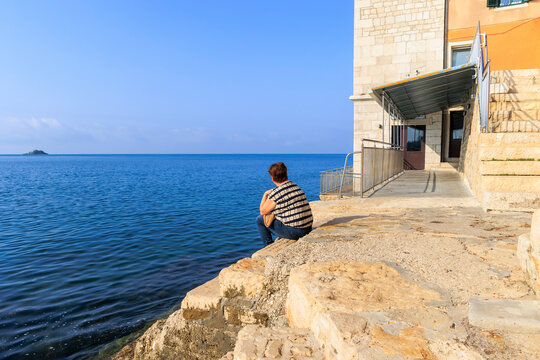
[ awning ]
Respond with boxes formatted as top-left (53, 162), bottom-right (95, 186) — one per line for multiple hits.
top-left (371, 63), bottom-right (476, 119)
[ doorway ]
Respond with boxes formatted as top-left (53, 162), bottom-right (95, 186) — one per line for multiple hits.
top-left (449, 111), bottom-right (464, 159)
top-left (404, 125), bottom-right (425, 170)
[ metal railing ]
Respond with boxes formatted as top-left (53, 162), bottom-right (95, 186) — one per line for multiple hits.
top-left (469, 23), bottom-right (491, 133)
top-left (320, 167), bottom-right (352, 194)
top-left (320, 139), bottom-right (404, 199)
top-left (320, 167), bottom-right (361, 198)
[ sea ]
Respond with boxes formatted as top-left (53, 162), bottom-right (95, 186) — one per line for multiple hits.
top-left (0, 154), bottom-right (343, 359)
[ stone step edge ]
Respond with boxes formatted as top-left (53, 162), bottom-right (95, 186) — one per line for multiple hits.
top-left (232, 325), bottom-right (325, 360)
top-left (219, 257), bottom-right (268, 299)
top-left (252, 237), bottom-right (297, 261)
top-left (181, 277), bottom-right (223, 320)
top-left (468, 297), bottom-right (540, 334)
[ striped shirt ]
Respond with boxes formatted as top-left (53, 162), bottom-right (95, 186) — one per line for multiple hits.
top-left (268, 181), bottom-right (313, 229)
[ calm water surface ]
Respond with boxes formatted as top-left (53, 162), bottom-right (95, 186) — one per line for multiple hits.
top-left (0, 154), bottom-right (342, 359)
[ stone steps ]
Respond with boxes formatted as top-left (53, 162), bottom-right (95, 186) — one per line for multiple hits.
top-left (491, 69), bottom-right (540, 78)
top-left (489, 120), bottom-right (540, 133)
top-left (467, 212), bottom-right (540, 334)
top-left (231, 325), bottom-right (324, 360)
top-left (480, 160), bottom-right (540, 176)
top-left (481, 175), bottom-right (540, 194)
top-left (476, 133), bottom-right (540, 211)
top-left (490, 100), bottom-right (540, 111)
top-left (488, 67), bottom-right (540, 135)
top-left (477, 133), bottom-right (540, 160)
top-left (468, 297), bottom-right (540, 334)
top-left (181, 277), bottom-right (222, 320)
top-left (219, 258), bottom-right (268, 299)
top-left (285, 261), bottom-right (482, 360)
top-left (491, 76), bottom-right (539, 85)
top-left (491, 92), bottom-right (540, 102)
top-left (490, 83), bottom-right (540, 94)
top-left (252, 238), bottom-right (297, 262)
top-left (489, 81), bottom-right (540, 93)
top-left (490, 109), bottom-right (540, 122)
top-left (117, 239), bottom-right (299, 359)
top-left (479, 145), bottom-right (540, 160)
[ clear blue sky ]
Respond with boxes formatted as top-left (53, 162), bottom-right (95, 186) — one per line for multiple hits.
top-left (0, 1), bottom-right (353, 154)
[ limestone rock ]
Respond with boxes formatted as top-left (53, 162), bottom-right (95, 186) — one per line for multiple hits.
top-left (287, 261), bottom-right (441, 324)
top-left (181, 277), bottom-right (222, 320)
top-left (219, 258), bottom-right (267, 299)
top-left (252, 238), bottom-right (297, 262)
top-left (517, 209), bottom-right (540, 297)
top-left (113, 301), bottom-right (238, 360)
top-left (223, 297), bottom-right (268, 326)
top-left (469, 297), bottom-right (540, 334)
top-left (286, 261), bottom-right (482, 360)
top-left (233, 325), bottom-right (324, 360)
top-left (220, 351), bottom-right (234, 360)
top-left (518, 234), bottom-right (540, 296)
top-left (532, 209), bottom-right (540, 247)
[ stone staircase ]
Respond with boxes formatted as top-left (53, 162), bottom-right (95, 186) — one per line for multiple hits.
top-left (468, 70), bottom-right (540, 211)
top-left (475, 132), bottom-right (540, 211)
top-left (223, 260), bottom-right (487, 360)
top-left (489, 69), bottom-right (540, 133)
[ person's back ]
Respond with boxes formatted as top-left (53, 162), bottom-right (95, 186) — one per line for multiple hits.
top-left (268, 180), bottom-right (312, 229)
top-left (256, 162), bottom-right (312, 245)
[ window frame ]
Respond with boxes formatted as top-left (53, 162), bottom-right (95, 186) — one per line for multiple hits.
top-left (488, 0), bottom-right (529, 7)
top-left (447, 41), bottom-right (473, 69)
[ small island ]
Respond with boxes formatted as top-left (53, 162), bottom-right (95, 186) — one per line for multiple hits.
top-left (24, 150), bottom-right (48, 155)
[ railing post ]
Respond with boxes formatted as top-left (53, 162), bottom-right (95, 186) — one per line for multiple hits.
top-left (381, 94), bottom-right (385, 144)
top-left (361, 142), bottom-right (365, 198)
top-left (372, 142), bottom-right (376, 192)
top-left (338, 153), bottom-right (351, 199)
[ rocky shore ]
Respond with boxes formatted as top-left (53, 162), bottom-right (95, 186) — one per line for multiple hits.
top-left (112, 170), bottom-right (540, 360)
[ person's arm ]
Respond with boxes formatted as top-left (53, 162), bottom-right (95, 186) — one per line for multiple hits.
top-left (260, 189), bottom-right (276, 215)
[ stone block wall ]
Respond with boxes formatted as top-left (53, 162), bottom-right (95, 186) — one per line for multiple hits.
top-left (352, 0), bottom-right (446, 169)
top-left (459, 81), bottom-right (540, 211)
top-left (518, 209), bottom-right (540, 297)
top-left (425, 112), bottom-right (443, 168)
top-left (458, 87), bottom-right (482, 199)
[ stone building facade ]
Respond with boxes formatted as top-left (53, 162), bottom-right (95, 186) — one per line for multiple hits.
top-left (352, 0), bottom-right (446, 169)
top-left (352, 0), bottom-right (540, 176)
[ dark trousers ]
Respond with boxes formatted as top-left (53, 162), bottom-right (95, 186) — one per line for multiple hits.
top-left (256, 215), bottom-right (312, 246)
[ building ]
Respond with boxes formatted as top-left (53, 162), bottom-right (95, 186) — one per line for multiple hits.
top-left (350, 0), bottom-right (540, 210)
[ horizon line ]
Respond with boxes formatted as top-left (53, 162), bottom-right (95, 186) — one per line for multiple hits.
top-left (0, 153), bottom-right (347, 156)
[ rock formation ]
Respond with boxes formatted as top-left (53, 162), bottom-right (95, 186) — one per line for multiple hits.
top-left (113, 192), bottom-right (540, 359)
top-left (23, 149), bottom-right (48, 155)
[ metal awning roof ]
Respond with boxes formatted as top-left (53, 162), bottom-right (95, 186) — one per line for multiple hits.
top-left (371, 63), bottom-right (476, 119)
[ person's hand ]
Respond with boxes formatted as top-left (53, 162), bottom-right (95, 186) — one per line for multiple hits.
top-left (264, 189), bottom-right (273, 197)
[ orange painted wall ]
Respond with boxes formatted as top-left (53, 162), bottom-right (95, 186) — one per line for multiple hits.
top-left (448, 0), bottom-right (540, 29)
top-left (448, 17), bottom-right (540, 70)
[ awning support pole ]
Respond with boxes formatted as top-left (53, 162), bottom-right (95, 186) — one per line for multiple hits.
top-left (381, 92), bottom-right (385, 144)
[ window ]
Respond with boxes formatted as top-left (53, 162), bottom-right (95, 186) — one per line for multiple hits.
top-left (391, 125), bottom-right (402, 147)
top-left (452, 128), bottom-right (463, 140)
top-left (406, 126), bottom-right (424, 152)
top-left (487, 0), bottom-right (529, 7)
top-left (451, 47), bottom-right (471, 67)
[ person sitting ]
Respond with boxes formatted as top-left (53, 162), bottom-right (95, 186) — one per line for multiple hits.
top-left (256, 162), bottom-right (313, 245)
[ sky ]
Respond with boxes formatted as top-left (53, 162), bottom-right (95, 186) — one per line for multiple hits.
top-left (0, 1), bottom-right (353, 154)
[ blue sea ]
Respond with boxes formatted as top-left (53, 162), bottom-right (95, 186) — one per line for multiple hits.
top-left (0, 154), bottom-right (343, 359)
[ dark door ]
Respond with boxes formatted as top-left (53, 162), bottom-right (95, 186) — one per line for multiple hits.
top-left (404, 125), bottom-right (425, 170)
top-left (449, 111), bottom-right (464, 158)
